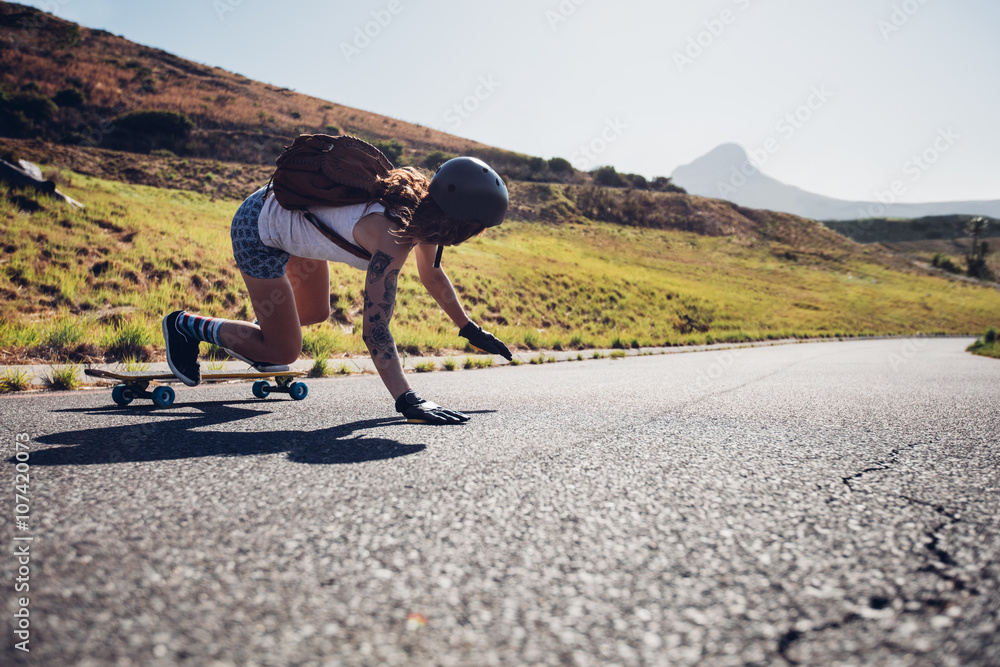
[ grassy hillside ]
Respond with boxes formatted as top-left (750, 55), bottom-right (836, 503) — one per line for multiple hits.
top-left (3, 166), bottom-right (1000, 364)
top-left (822, 215), bottom-right (1000, 281)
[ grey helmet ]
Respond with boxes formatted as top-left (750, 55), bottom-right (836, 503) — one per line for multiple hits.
top-left (428, 157), bottom-right (508, 228)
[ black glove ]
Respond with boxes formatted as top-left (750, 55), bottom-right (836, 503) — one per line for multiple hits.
top-left (459, 321), bottom-right (512, 361)
top-left (395, 390), bottom-right (470, 425)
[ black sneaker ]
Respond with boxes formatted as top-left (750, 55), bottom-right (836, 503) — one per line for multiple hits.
top-left (162, 310), bottom-right (201, 386)
top-left (222, 346), bottom-right (290, 373)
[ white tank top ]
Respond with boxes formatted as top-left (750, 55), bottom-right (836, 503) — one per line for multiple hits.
top-left (256, 190), bottom-right (384, 271)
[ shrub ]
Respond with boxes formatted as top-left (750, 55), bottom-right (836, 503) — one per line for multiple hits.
top-left (423, 150), bottom-right (456, 169)
top-left (373, 139), bottom-right (405, 165)
top-left (102, 322), bottom-right (154, 362)
top-left (986, 327), bottom-right (998, 344)
top-left (0, 92), bottom-right (58, 134)
top-left (47, 364), bottom-right (82, 391)
top-left (45, 317), bottom-right (87, 351)
top-left (0, 368), bottom-right (33, 392)
top-left (624, 173), bottom-right (649, 190)
top-left (115, 109), bottom-right (195, 136)
top-left (650, 176), bottom-right (685, 193)
top-left (54, 88), bottom-right (86, 108)
top-left (548, 157), bottom-right (573, 173)
top-left (309, 358), bottom-right (331, 377)
top-left (932, 253), bottom-right (962, 274)
top-left (592, 166), bottom-right (628, 188)
top-left (414, 360), bottom-right (436, 373)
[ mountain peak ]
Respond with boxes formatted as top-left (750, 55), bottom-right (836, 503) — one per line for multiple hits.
top-left (671, 144), bottom-right (1000, 220)
top-left (676, 144), bottom-right (748, 175)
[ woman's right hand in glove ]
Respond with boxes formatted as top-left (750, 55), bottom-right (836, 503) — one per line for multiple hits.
top-left (395, 390), bottom-right (470, 425)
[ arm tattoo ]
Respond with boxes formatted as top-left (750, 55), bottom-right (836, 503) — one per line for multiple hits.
top-left (363, 258), bottom-right (399, 361)
top-left (381, 269), bottom-right (399, 317)
top-left (367, 250), bottom-right (393, 281)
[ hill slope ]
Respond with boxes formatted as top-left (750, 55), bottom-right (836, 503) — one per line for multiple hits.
top-left (672, 144), bottom-right (1000, 220)
top-left (0, 1), bottom-right (572, 182)
top-left (3, 165), bottom-right (999, 364)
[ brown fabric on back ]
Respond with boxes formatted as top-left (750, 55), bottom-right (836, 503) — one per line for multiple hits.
top-left (267, 134), bottom-right (393, 210)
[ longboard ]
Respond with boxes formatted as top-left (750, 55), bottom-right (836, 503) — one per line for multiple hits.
top-left (84, 368), bottom-right (309, 407)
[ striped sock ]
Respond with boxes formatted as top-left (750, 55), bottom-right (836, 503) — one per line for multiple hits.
top-left (174, 311), bottom-right (226, 347)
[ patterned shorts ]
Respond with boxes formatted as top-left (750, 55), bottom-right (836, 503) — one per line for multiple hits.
top-left (230, 187), bottom-right (290, 280)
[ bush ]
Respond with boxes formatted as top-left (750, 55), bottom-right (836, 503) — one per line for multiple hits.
top-left (115, 109), bottom-right (195, 136)
top-left (102, 322), bottom-right (154, 362)
top-left (932, 253), bottom-right (962, 274)
top-left (548, 157), bottom-right (573, 173)
top-left (651, 176), bottom-right (685, 193)
top-left (986, 327), bottom-right (998, 344)
top-left (423, 150), bottom-right (456, 169)
top-left (0, 368), bottom-right (33, 393)
top-left (624, 173), bottom-right (649, 190)
top-left (54, 88), bottom-right (86, 108)
top-left (2, 91), bottom-right (58, 119)
top-left (46, 364), bottom-right (82, 391)
top-left (373, 139), bottom-right (405, 165)
top-left (592, 166), bottom-right (628, 188)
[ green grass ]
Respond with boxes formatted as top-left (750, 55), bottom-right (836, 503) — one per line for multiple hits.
top-left (463, 356), bottom-right (494, 370)
top-left (0, 367), bottom-right (33, 392)
top-left (4, 172), bottom-right (1000, 364)
top-left (414, 360), bottom-right (437, 373)
top-left (968, 327), bottom-right (1000, 359)
top-left (45, 363), bottom-right (82, 390)
top-left (442, 357), bottom-right (458, 371)
top-left (122, 357), bottom-right (150, 372)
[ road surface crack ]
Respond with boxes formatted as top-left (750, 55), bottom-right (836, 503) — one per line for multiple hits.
top-left (839, 442), bottom-right (920, 492)
top-left (899, 495), bottom-right (980, 596)
top-left (777, 613), bottom-right (864, 665)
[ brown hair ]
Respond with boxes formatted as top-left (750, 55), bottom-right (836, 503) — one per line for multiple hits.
top-left (374, 167), bottom-right (484, 247)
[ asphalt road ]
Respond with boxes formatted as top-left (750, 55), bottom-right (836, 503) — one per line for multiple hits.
top-left (2, 339), bottom-right (998, 666)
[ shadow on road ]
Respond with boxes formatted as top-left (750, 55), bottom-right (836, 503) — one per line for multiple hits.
top-left (22, 401), bottom-right (426, 466)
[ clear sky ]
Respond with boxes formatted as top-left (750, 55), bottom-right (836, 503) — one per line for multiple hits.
top-left (19, 0), bottom-right (1000, 203)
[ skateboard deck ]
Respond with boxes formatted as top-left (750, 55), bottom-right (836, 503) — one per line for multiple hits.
top-left (84, 368), bottom-right (309, 407)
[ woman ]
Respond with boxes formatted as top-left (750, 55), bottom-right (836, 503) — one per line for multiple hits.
top-left (162, 155), bottom-right (512, 425)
